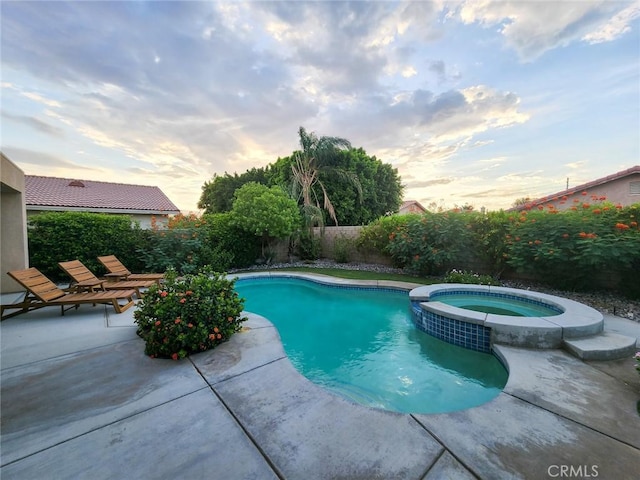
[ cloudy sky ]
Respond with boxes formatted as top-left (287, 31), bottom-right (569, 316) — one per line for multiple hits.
top-left (2, 1), bottom-right (639, 213)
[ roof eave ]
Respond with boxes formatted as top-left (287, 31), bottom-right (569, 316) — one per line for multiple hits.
top-left (26, 205), bottom-right (181, 215)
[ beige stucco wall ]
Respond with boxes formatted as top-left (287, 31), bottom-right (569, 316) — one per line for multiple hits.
top-left (1, 154), bottom-right (29, 293)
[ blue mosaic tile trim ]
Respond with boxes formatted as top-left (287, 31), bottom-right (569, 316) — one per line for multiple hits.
top-left (412, 307), bottom-right (491, 353)
top-left (431, 290), bottom-right (563, 314)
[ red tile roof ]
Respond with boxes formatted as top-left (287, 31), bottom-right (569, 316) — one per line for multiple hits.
top-left (25, 175), bottom-right (180, 214)
top-left (511, 165), bottom-right (640, 210)
top-left (399, 200), bottom-right (426, 212)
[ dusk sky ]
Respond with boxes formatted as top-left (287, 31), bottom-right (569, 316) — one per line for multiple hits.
top-left (2, 1), bottom-right (639, 213)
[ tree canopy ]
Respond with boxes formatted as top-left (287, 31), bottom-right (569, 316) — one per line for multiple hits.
top-left (198, 129), bottom-right (404, 225)
top-left (231, 182), bottom-right (300, 245)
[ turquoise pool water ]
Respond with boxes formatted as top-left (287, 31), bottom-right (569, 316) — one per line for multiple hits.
top-left (433, 293), bottom-right (561, 317)
top-left (235, 277), bottom-right (507, 414)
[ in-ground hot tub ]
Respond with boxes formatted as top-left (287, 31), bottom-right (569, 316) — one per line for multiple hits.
top-left (409, 284), bottom-right (604, 350)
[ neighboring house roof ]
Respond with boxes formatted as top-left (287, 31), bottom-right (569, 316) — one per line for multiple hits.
top-left (399, 200), bottom-right (427, 213)
top-left (513, 165), bottom-right (640, 210)
top-left (25, 175), bottom-right (180, 215)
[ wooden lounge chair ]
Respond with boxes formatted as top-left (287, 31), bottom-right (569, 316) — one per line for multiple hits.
top-left (59, 260), bottom-right (154, 298)
top-left (1, 268), bottom-right (136, 320)
top-left (97, 255), bottom-right (164, 285)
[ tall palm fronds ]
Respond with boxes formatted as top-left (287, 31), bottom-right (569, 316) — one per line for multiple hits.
top-left (291, 126), bottom-right (361, 226)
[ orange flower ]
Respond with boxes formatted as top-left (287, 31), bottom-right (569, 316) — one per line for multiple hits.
top-left (217, 334), bottom-right (222, 339)
top-left (171, 353), bottom-right (179, 361)
top-left (175, 318), bottom-right (181, 324)
top-left (581, 191), bottom-right (587, 196)
top-left (185, 290), bottom-right (193, 296)
top-left (631, 221), bottom-right (638, 227)
top-left (160, 291), bottom-right (168, 298)
top-left (592, 209), bottom-right (601, 214)
top-left (562, 233), bottom-right (569, 239)
top-left (180, 298), bottom-right (186, 304)
top-left (213, 327), bottom-right (219, 333)
top-left (209, 333), bottom-right (216, 341)
top-left (155, 320), bottom-right (161, 326)
top-left (615, 223), bottom-right (630, 230)
top-left (579, 232), bottom-right (587, 238)
top-left (534, 240), bottom-right (542, 245)
top-left (188, 323), bottom-right (193, 328)
top-left (582, 203), bottom-right (590, 209)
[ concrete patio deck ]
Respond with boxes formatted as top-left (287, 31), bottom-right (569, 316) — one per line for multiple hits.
top-left (1, 284), bottom-right (639, 479)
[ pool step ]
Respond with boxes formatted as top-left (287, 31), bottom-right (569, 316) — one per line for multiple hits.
top-left (563, 332), bottom-right (637, 361)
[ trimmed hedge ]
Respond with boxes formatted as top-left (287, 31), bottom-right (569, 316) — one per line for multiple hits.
top-left (28, 212), bottom-right (146, 282)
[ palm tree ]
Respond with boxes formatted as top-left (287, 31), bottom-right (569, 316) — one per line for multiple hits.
top-left (291, 126), bottom-right (361, 226)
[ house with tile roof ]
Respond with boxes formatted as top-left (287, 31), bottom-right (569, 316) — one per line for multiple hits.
top-left (25, 175), bottom-right (181, 228)
top-left (398, 200), bottom-right (427, 215)
top-left (511, 166), bottom-right (640, 212)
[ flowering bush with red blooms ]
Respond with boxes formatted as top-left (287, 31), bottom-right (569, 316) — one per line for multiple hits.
top-left (505, 200), bottom-right (640, 294)
top-left (134, 267), bottom-right (246, 360)
top-left (386, 211), bottom-right (476, 275)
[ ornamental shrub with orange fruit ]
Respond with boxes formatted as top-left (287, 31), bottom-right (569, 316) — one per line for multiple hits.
top-left (134, 267), bottom-right (246, 360)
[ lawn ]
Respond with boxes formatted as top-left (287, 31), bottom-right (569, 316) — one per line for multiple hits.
top-left (247, 266), bottom-right (435, 285)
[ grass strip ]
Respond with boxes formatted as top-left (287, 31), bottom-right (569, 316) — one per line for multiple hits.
top-left (241, 266), bottom-right (435, 285)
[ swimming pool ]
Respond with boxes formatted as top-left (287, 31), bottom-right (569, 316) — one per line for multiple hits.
top-left (234, 276), bottom-right (507, 414)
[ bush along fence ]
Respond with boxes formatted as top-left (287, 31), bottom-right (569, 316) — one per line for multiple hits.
top-left (26, 198), bottom-right (640, 299)
top-left (356, 200), bottom-right (640, 298)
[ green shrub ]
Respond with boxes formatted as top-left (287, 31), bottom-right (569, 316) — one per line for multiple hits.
top-left (505, 203), bottom-right (640, 291)
top-left (443, 269), bottom-right (500, 286)
top-left (140, 213), bottom-right (260, 273)
top-left (295, 230), bottom-right (322, 260)
top-left (134, 267), bottom-right (246, 360)
top-left (202, 212), bottom-right (260, 268)
top-left (467, 210), bottom-right (511, 276)
top-left (356, 215), bottom-right (410, 258)
top-left (333, 234), bottom-right (354, 263)
top-left (28, 212), bottom-right (144, 282)
top-left (387, 212), bottom-right (475, 275)
top-left (138, 228), bottom-right (213, 275)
